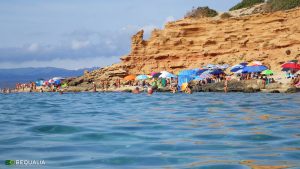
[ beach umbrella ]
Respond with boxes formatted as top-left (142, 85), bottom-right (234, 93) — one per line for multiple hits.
top-left (196, 69), bottom-right (208, 75)
top-left (178, 69), bottom-right (199, 76)
top-left (136, 75), bottom-right (149, 80)
top-left (239, 62), bottom-right (248, 66)
top-left (262, 69), bottom-right (274, 75)
top-left (159, 71), bottom-right (177, 78)
top-left (124, 75), bottom-right (136, 81)
top-left (201, 69), bottom-right (212, 75)
top-left (281, 62), bottom-right (300, 70)
top-left (150, 72), bottom-right (158, 76)
top-left (194, 76), bottom-right (205, 81)
top-left (152, 73), bottom-right (162, 78)
top-left (243, 65), bottom-right (268, 73)
top-left (178, 69), bottom-right (199, 90)
top-left (48, 79), bottom-right (55, 84)
top-left (43, 81), bottom-right (49, 86)
top-left (52, 77), bottom-right (65, 81)
top-left (35, 80), bottom-right (44, 86)
top-left (61, 83), bottom-right (68, 88)
top-left (54, 80), bottom-right (61, 85)
top-left (248, 61), bottom-right (263, 66)
top-left (209, 69), bottom-right (224, 75)
top-left (205, 64), bottom-right (218, 70)
top-left (234, 69), bottom-right (244, 74)
top-left (231, 64), bottom-right (245, 72)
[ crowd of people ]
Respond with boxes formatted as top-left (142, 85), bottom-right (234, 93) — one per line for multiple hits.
top-left (1, 60), bottom-right (299, 94)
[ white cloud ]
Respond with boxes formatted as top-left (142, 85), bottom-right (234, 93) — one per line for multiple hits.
top-left (0, 56), bottom-right (121, 70)
top-left (71, 40), bottom-right (90, 50)
top-left (27, 43), bottom-right (39, 52)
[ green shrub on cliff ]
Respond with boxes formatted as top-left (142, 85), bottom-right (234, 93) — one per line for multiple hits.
top-left (220, 12), bottom-right (233, 19)
top-left (266, 0), bottom-right (300, 11)
top-left (230, 0), bottom-right (265, 11)
top-left (185, 6), bottom-right (218, 18)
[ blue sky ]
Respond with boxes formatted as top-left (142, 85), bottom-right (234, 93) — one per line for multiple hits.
top-left (0, 0), bottom-right (240, 70)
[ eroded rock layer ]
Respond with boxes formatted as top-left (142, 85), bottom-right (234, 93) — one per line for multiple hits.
top-left (77, 8), bottom-right (300, 83)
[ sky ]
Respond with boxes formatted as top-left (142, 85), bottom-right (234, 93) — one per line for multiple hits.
top-left (0, 0), bottom-right (240, 70)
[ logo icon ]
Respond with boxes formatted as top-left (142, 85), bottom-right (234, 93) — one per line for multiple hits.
top-left (5, 160), bottom-right (15, 165)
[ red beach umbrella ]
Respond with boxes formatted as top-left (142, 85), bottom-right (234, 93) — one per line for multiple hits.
top-left (281, 62), bottom-right (300, 70)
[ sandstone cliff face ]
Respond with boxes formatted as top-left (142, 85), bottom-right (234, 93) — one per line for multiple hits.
top-left (76, 7), bottom-right (300, 84)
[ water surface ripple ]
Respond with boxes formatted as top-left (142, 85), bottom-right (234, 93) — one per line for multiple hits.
top-left (0, 92), bottom-right (299, 169)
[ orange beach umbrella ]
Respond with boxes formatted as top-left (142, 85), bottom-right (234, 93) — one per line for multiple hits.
top-left (124, 75), bottom-right (136, 81)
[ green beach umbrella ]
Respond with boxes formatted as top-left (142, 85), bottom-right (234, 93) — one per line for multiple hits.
top-left (262, 69), bottom-right (274, 75)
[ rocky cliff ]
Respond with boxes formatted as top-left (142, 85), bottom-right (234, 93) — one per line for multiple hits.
top-left (74, 7), bottom-right (300, 84)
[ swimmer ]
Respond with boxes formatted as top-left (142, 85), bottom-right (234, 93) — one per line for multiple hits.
top-left (147, 87), bottom-right (154, 95)
top-left (185, 86), bottom-right (192, 94)
top-left (132, 87), bottom-right (140, 94)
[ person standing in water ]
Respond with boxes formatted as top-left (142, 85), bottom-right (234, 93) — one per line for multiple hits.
top-left (93, 82), bottom-right (97, 92)
top-left (224, 76), bottom-right (230, 93)
top-left (185, 85), bottom-right (192, 94)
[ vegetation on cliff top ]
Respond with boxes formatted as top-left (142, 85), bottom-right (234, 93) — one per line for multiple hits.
top-left (185, 6), bottom-right (218, 18)
top-left (230, 0), bottom-right (265, 11)
top-left (230, 0), bottom-right (300, 12)
top-left (220, 12), bottom-right (233, 19)
top-left (266, 0), bottom-right (300, 11)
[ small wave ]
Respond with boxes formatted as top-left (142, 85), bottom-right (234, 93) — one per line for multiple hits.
top-left (236, 134), bottom-right (283, 141)
top-left (72, 132), bottom-right (157, 142)
top-left (28, 125), bottom-right (83, 134)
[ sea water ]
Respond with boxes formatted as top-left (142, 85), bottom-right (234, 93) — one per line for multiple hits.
top-left (0, 92), bottom-right (299, 169)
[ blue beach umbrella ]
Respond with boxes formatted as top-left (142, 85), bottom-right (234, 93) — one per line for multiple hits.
top-left (242, 65), bottom-right (268, 73)
top-left (201, 69), bottom-right (212, 75)
top-left (194, 76), bottom-right (205, 81)
top-left (240, 62), bottom-right (248, 66)
top-left (205, 64), bottom-right (217, 70)
top-left (234, 69), bottom-right (244, 74)
top-left (136, 75), bottom-right (149, 80)
top-left (54, 80), bottom-right (61, 85)
top-left (196, 69), bottom-right (208, 75)
top-left (35, 80), bottom-right (44, 86)
top-left (231, 64), bottom-right (246, 72)
top-left (178, 69), bottom-right (199, 90)
top-left (209, 69), bottom-right (224, 75)
top-left (178, 69), bottom-right (199, 76)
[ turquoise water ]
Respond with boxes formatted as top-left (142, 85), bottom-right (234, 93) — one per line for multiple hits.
top-left (0, 92), bottom-right (299, 169)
